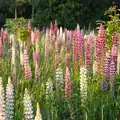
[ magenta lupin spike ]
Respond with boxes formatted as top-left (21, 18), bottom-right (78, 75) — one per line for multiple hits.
top-left (65, 67), bottom-right (71, 100)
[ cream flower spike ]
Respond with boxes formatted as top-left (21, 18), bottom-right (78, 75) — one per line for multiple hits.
top-left (35, 103), bottom-right (42, 120)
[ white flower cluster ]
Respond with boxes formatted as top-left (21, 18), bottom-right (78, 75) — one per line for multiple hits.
top-left (6, 77), bottom-right (14, 120)
top-left (80, 67), bottom-right (87, 106)
top-left (23, 88), bottom-right (34, 120)
top-left (46, 78), bottom-right (53, 101)
top-left (0, 77), bottom-right (6, 120)
top-left (35, 103), bottom-right (42, 120)
top-left (55, 67), bottom-right (64, 91)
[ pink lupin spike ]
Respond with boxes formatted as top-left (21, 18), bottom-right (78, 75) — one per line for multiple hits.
top-left (86, 36), bottom-right (92, 70)
top-left (65, 67), bottom-right (71, 100)
top-left (65, 53), bottom-right (70, 68)
top-left (0, 38), bottom-right (2, 57)
top-left (3, 29), bottom-right (8, 44)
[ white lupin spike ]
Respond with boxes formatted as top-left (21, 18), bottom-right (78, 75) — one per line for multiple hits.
top-left (6, 77), bottom-right (14, 120)
top-left (23, 88), bottom-right (34, 120)
top-left (93, 60), bottom-right (96, 75)
top-left (46, 78), bottom-right (53, 101)
top-left (31, 30), bottom-right (34, 44)
top-left (62, 32), bottom-right (65, 44)
top-left (35, 103), bottom-right (42, 120)
top-left (76, 24), bottom-right (80, 32)
top-left (60, 27), bottom-right (63, 40)
top-left (55, 67), bottom-right (64, 90)
top-left (57, 29), bottom-right (59, 38)
top-left (0, 77), bottom-right (6, 120)
top-left (80, 67), bottom-right (87, 106)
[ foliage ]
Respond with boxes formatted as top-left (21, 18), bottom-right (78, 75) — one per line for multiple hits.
top-left (0, 14), bottom-right (6, 29)
top-left (96, 4), bottom-right (120, 50)
top-left (4, 18), bottom-right (29, 41)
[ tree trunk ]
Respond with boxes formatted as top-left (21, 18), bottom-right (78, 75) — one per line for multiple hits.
top-left (15, 7), bottom-right (17, 19)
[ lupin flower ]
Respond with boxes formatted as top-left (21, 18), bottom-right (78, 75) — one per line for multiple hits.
top-left (28, 20), bottom-right (31, 31)
top-left (99, 24), bottom-right (106, 74)
top-left (33, 51), bottom-right (39, 65)
top-left (95, 36), bottom-right (101, 73)
top-left (44, 29), bottom-right (50, 60)
top-left (0, 28), bottom-right (3, 41)
top-left (110, 61), bottom-right (116, 97)
top-left (112, 32), bottom-right (118, 47)
top-left (35, 62), bottom-right (40, 83)
top-left (85, 36), bottom-right (92, 70)
top-left (80, 67), bottom-right (87, 106)
top-left (111, 45), bottom-right (118, 72)
top-left (65, 53), bottom-right (70, 68)
top-left (53, 20), bottom-right (58, 33)
top-left (78, 33), bottom-right (84, 67)
top-left (46, 78), bottom-right (53, 101)
top-left (31, 31), bottom-right (34, 44)
top-left (56, 67), bottom-right (64, 91)
top-left (6, 77), bottom-right (14, 120)
top-left (104, 57), bottom-right (111, 78)
top-left (55, 39), bottom-right (62, 52)
top-left (0, 77), bottom-right (6, 120)
top-left (3, 29), bottom-right (8, 44)
top-left (36, 38), bottom-right (39, 55)
top-left (35, 103), bottom-right (42, 120)
top-left (110, 61), bottom-right (116, 79)
top-left (0, 38), bottom-right (3, 57)
top-left (23, 47), bottom-right (32, 80)
top-left (65, 67), bottom-right (71, 100)
top-left (23, 88), bottom-right (34, 120)
top-left (55, 53), bottom-right (61, 69)
top-left (73, 31), bottom-right (79, 71)
top-left (96, 24), bottom-right (106, 74)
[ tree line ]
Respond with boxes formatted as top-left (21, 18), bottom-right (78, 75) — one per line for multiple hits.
top-left (0, 0), bottom-right (119, 29)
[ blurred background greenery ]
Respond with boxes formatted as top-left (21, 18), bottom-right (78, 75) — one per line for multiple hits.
top-left (0, 0), bottom-right (120, 29)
